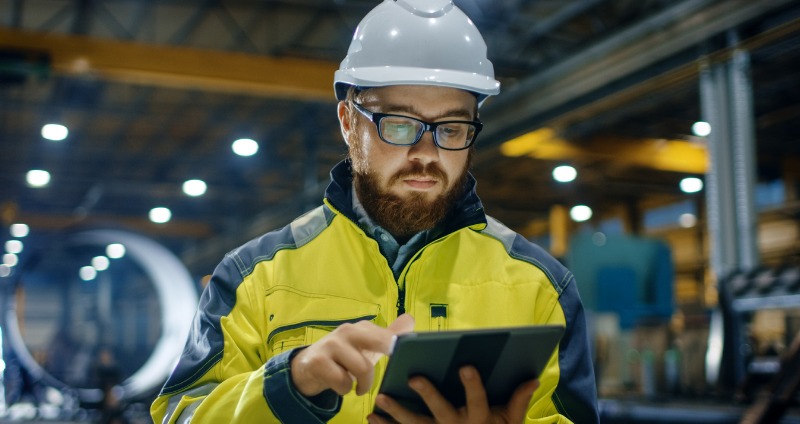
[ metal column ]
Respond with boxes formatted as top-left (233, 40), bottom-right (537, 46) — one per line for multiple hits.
top-left (701, 36), bottom-right (760, 389)
top-left (700, 61), bottom-right (738, 277)
top-left (729, 49), bottom-right (759, 271)
top-left (699, 47), bottom-right (759, 278)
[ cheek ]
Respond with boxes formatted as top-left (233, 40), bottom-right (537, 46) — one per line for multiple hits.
top-left (362, 135), bottom-right (399, 166)
top-left (441, 153), bottom-right (469, 179)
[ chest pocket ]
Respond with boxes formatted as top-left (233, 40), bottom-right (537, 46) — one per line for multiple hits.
top-left (265, 286), bottom-right (381, 357)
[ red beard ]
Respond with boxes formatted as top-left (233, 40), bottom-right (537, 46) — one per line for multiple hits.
top-left (352, 158), bottom-right (470, 240)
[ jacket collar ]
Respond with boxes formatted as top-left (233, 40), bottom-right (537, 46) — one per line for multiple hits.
top-left (324, 160), bottom-right (487, 236)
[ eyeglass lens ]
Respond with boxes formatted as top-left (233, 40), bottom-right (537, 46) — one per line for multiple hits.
top-left (379, 116), bottom-right (476, 149)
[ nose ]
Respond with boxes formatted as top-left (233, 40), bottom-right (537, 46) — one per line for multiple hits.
top-left (407, 130), bottom-right (439, 164)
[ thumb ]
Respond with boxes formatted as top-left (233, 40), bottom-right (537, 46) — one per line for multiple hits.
top-left (388, 313), bottom-right (415, 335)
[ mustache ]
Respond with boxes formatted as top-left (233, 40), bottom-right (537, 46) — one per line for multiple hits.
top-left (388, 162), bottom-right (448, 185)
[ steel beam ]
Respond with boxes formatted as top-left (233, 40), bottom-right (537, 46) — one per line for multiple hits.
top-left (0, 27), bottom-right (338, 101)
top-left (479, 0), bottom-right (796, 145)
top-left (512, 0), bottom-right (606, 60)
top-left (6, 211), bottom-right (213, 239)
top-left (499, 128), bottom-right (708, 174)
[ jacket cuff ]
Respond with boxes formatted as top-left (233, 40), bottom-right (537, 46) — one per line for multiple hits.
top-left (263, 349), bottom-right (342, 423)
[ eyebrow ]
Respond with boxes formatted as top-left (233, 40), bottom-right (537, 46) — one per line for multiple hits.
top-left (379, 104), bottom-right (475, 121)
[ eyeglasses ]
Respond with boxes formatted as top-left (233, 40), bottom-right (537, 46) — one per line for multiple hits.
top-left (351, 102), bottom-right (482, 151)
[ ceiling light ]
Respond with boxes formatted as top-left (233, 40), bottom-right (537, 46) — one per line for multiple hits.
top-left (106, 243), bottom-right (126, 259)
top-left (0, 264), bottom-right (10, 277)
top-left (3, 253), bottom-right (18, 267)
top-left (232, 138), bottom-right (259, 157)
top-left (553, 165), bottom-right (577, 183)
top-left (692, 121), bottom-right (711, 137)
top-left (680, 177), bottom-right (703, 193)
top-left (92, 255), bottom-right (110, 271)
top-left (679, 213), bottom-right (697, 228)
top-left (570, 205), bottom-right (593, 222)
top-left (26, 170), bottom-right (51, 187)
top-left (149, 207), bottom-right (172, 224)
top-left (5, 240), bottom-right (23, 254)
top-left (79, 265), bottom-right (97, 281)
top-left (10, 223), bottom-right (29, 238)
top-left (41, 123), bottom-right (69, 141)
top-left (183, 179), bottom-right (207, 197)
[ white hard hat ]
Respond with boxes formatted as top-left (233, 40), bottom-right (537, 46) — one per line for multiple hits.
top-left (334, 0), bottom-right (500, 106)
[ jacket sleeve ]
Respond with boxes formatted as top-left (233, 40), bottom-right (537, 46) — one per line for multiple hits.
top-left (548, 272), bottom-right (599, 424)
top-left (149, 254), bottom-right (342, 423)
top-left (505, 232), bottom-right (599, 423)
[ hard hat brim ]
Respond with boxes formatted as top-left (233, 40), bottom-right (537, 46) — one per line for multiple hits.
top-left (334, 67), bottom-right (500, 101)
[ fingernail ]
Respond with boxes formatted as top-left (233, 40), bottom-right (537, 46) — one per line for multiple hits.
top-left (461, 367), bottom-right (474, 380)
top-left (376, 395), bottom-right (389, 408)
top-left (409, 379), bottom-right (424, 391)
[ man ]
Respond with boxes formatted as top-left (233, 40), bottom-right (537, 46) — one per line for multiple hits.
top-left (151, 1), bottom-right (598, 423)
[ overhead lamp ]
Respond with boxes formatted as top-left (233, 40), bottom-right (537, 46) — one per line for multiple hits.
top-left (692, 121), bottom-right (711, 137)
top-left (0, 264), bottom-right (10, 277)
top-left (232, 138), bottom-right (259, 157)
top-left (553, 165), bottom-right (577, 183)
top-left (183, 179), bottom-right (207, 197)
top-left (41, 123), bottom-right (69, 141)
top-left (5, 240), bottom-right (23, 254)
top-left (3, 253), bottom-right (18, 267)
top-left (680, 177), bottom-right (703, 193)
top-left (26, 170), bottom-right (51, 187)
top-left (570, 205), bottom-right (593, 222)
top-left (92, 256), bottom-right (110, 271)
top-left (10, 223), bottom-right (29, 238)
top-left (107, 243), bottom-right (126, 259)
top-left (79, 266), bottom-right (97, 281)
top-left (679, 213), bottom-right (697, 228)
top-left (149, 207), bottom-right (172, 224)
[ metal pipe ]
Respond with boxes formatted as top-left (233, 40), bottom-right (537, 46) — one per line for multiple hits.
top-left (700, 61), bottom-right (739, 277)
top-left (728, 47), bottom-right (760, 270)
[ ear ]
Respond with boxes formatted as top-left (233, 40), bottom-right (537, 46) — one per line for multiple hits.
top-left (337, 101), bottom-right (352, 146)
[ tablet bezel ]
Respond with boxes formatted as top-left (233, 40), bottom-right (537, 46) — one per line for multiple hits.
top-left (375, 324), bottom-right (565, 417)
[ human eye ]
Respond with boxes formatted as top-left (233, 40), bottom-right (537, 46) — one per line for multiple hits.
top-left (438, 123), bottom-right (468, 138)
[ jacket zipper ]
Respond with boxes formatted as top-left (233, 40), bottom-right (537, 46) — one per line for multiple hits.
top-left (395, 236), bottom-right (452, 317)
top-left (323, 198), bottom-right (483, 319)
top-left (396, 288), bottom-right (406, 315)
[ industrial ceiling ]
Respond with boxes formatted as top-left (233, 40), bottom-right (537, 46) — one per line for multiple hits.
top-left (2, 0), bottom-right (799, 275)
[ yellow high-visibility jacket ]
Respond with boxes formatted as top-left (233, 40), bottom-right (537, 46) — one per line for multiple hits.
top-left (151, 161), bottom-right (598, 423)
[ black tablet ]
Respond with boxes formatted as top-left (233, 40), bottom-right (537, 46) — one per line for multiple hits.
top-left (375, 325), bottom-right (564, 417)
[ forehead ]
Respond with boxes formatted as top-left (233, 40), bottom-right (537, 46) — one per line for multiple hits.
top-left (359, 85), bottom-right (477, 114)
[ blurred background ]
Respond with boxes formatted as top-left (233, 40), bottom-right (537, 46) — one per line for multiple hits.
top-left (1, 0), bottom-right (799, 422)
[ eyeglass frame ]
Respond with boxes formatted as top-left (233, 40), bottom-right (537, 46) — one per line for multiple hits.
top-left (350, 102), bottom-right (483, 151)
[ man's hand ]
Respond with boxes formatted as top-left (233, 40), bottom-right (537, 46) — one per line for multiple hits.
top-left (367, 366), bottom-right (539, 424)
top-left (291, 314), bottom-right (415, 397)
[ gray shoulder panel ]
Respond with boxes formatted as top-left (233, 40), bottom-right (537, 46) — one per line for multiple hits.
top-left (290, 206), bottom-right (330, 249)
top-left (481, 215), bottom-right (517, 253)
top-left (479, 215), bottom-right (572, 296)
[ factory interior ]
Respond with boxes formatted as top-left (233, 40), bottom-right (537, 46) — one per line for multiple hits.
top-left (1, 0), bottom-right (800, 422)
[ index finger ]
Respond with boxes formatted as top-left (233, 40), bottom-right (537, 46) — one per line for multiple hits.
top-left (388, 313), bottom-right (415, 336)
top-left (336, 320), bottom-right (398, 356)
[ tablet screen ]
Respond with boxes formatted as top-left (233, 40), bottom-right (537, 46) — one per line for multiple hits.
top-left (375, 325), bottom-right (564, 417)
